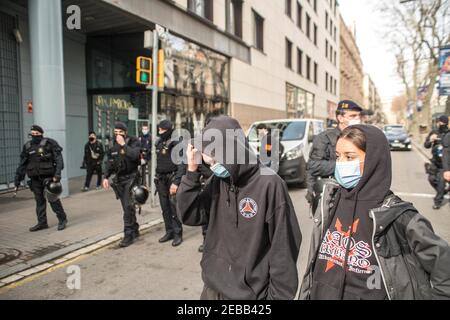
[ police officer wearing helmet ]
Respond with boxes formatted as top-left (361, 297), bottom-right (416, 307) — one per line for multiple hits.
top-left (102, 122), bottom-right (142, 247)
top-left (155, 120), bottom-right (186, 247)
top-left (14, 125), bottom-right (68, 232)
top-left (305, 100), bottom-right (363, 213)
top-left (424, 115), bottom-right (449, 210)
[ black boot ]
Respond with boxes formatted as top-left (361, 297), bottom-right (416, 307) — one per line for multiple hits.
top-left (159, 233), bottom-right (174, 243)
top-left (172, 234), bottom-right (183, 247)
top-left (119, 235), bottom-right (135, 248)
top-left (29, 224), bottom-right (49, 232)
top-left (57, 219), bottom-right (67, 231)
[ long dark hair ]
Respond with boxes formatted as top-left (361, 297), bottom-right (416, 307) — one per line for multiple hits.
top-left (339, 127), bottom-right (367, 152)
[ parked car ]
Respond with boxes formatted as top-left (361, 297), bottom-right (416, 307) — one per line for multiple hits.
top-left (383, 125), bottom-right (412, 151)
top-left (247, 119), bottom-right (325, 185)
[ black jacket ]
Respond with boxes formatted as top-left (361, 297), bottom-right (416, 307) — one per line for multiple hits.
top-left (138, 134), bottom-right (152, 161)
top-left (155, 130), bottom-right (185, 186)
top-left (306, 128), bottom-right (340, 194)
top-left (424, 128), bottom-right (449, 168)
top-left (300, 125), bottom-right (450, 300)
top-left (83, 141), bottom-right (104, 166)
top-left (15, 138), bottom-right (64, 184)
top-left (105, 136), bottom-right (141, 179)
top-left (177, 116), bottom-right (302, 300)
top-left (441, 131), bottom-right (450, 172)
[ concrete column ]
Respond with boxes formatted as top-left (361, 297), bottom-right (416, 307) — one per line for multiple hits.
top-left (28, 0), bottom-right (68, 196)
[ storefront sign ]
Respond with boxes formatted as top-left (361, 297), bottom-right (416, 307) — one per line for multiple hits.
top-left (94, 95), bottom-right (134, 110)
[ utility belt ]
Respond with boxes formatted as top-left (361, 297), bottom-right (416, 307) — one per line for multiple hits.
top-left (111, 172), bottom-right (140, 200)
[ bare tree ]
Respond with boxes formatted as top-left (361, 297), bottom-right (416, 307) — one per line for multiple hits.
top-left (377, 0), bottom-right (450, 134)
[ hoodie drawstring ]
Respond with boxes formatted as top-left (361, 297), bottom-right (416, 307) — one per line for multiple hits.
top-left (232, 185), bottom-right (239, 228)
top-left (227, 178), bottom-right (240, 229)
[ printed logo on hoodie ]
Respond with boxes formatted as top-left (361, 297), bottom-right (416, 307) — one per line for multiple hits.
top-left (318, 218), bottom-right (374, 275)
top-left (239, 198), bottom-right (258, 219)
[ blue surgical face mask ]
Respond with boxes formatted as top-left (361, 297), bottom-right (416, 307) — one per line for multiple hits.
top-left (210, 163), bottom-right (231, 179)
top-left (335, 160), bottom-right (362, 189)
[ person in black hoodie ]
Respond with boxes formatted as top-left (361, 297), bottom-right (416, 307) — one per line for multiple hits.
top-left (300, 125), bottom-right (450, 300)
top-left (177, 115), bottom-right (302, 300)
top-left (82, 131), bottom-right (104, 191)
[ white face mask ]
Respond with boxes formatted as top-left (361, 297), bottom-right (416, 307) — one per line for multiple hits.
top-left (348, 119), bottom-right (361, 126)
top-left (142, 129), bottom-right (149, 135)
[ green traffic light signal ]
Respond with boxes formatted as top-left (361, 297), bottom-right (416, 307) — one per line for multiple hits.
top-left (141, 72), bottom-right (149, 83)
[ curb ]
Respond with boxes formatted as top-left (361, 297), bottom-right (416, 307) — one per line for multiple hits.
top-left (411, 139), bottom-right (431, 163)
top-left (0, 218), bottom-right (164, 288)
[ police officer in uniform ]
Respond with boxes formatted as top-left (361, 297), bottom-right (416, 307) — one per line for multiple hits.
top-left (305, 100), bottom-right (363, 212)
top-left (443, 121), bottom-right (450, 197)
top-left (14, 125), bottom-right (68, 232)
top-left (424, 115), bottom-right (449, 210)
top-left (155, 120), bottom-right (186, 247)
top-left (102, 122), bottom-right (142, 247)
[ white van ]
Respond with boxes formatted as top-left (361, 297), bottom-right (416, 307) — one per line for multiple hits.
top-left (247, 119), bottom-right (325, 185)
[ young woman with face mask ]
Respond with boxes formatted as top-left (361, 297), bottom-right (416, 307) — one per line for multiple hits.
top-left (300, 125), bottom-right (450, 300)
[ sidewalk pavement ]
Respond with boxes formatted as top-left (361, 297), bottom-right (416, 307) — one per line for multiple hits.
top-left (0, 177), bottom-right (163, 280)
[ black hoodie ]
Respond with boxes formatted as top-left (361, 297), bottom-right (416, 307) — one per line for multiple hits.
top-left (311, 125), bottom-right (391, 300)
top-left (177, 116), bottom-right (302, 300)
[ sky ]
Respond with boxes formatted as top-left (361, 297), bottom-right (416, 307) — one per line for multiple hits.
top-left (338, 0), bottom-right (404, 108)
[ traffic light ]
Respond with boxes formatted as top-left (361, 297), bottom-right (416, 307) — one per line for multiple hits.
top-left (136, 56), bottom-right (152, 85)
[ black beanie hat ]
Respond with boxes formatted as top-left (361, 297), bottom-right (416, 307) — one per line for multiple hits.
top-left (31, 125), bottom-right (44, 134)
top-left (114, 121), bottom-right (128, 131)
top-left (159, 120), bottom-right (173, 130)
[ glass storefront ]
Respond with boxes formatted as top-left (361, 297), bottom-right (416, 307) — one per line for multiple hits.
top-left (286, 83), bottom-right (315, 118)
top-left (86, 32), bottom-right (230, 146)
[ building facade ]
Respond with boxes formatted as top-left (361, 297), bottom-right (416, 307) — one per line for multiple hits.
top-left (339, 14), bottom-right (364, 107)
top-left (0, 0), bottom-right (340, 190)
top-left (363, 74), bottom-right (381, 112)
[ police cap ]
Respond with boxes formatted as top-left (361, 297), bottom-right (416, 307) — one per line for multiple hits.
top-left (337, 100), bottom-right (363, 112)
